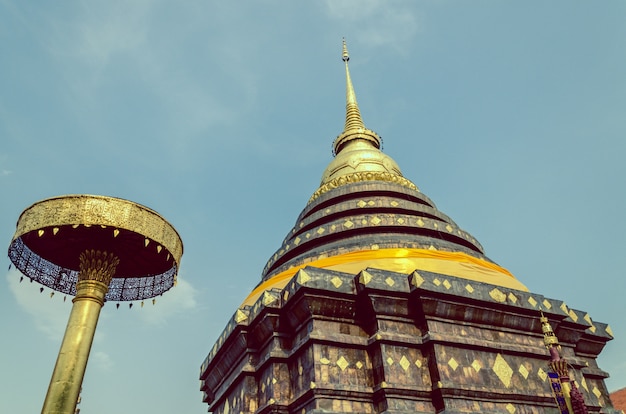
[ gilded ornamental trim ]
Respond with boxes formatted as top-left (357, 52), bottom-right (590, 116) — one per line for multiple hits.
top-left (12, 194), bottom-right (183, 266)
top-left (309, 172), bottom-right (418, 204)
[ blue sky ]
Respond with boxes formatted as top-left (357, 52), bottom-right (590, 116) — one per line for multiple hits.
top-left (1, 1), bottom-right (625, 413)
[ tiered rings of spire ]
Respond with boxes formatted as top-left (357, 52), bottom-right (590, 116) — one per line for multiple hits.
top-left (333, 38), bottom-right (382, 154)
top-left (247, 40), bottom-right (527, 306)
top-left (316, 39), bottom-right (414, 201)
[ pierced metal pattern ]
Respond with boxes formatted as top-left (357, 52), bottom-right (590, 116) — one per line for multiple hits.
top-left (9, 237), bottom-right (176, 301)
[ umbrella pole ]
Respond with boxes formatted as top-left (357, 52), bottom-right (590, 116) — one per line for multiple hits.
top-left (41, 251), bottom-right (117, 414)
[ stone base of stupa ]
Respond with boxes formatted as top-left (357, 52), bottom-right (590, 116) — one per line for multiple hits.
top-left (200, 267), bottom-right (618, 413)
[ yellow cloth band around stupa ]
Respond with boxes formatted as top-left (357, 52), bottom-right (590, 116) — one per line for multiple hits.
top-left (242, 248), bottom-right (528, 306)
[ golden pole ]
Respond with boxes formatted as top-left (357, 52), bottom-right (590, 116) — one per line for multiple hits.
top-left (551, 360), bottom-right (575, 414)
top-left (561, 381), bottom-right (574, 414)
top-left (41, 250), bottom-right (118, 414)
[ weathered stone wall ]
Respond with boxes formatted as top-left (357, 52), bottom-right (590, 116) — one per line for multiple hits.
top-left (200, 266), bottom-right (617, 414)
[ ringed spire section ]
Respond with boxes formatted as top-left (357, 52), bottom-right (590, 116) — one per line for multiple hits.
top-left (317, 39), bottom-right (416, 202)
top-left (333, 38), bottom-right (382, 154)
top-left (248, 40), bottom-right (527, 307)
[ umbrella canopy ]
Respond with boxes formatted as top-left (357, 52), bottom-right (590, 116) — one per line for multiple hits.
top-left (8, 194), bottom-right (183, 301)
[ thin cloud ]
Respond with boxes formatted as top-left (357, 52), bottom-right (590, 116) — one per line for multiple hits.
top-left (45, 1), bottom-right (151, 70)
top-left (135, 273), bottom-right (199, 327)
top-left (6, 269), bottom-right (70, 341)
top-left (8, 266), bottom-right (199, 334)
top-left (0, 149), bottom-right (13, 177)
top-left (91, 351), bottom-right (114, 372)
top-left (37, 1), bottom-right (243, 155)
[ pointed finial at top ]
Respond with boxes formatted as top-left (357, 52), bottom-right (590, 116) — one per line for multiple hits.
top-left (315, 39), bottom-right (416, 199)
top-left (539, 310), bottom-right (561, 361)
top-left (333, 38), bottom-right (381, 156)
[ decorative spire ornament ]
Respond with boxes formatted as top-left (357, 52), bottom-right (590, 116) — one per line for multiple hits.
top-left (341, 38), bottom-right (366, 134)
top-left (540, 311), bottom-right (589, 414)
top-left (312, 39), bottom-right (415, 202)
top-left (332, 38), bottom-right (381, 156)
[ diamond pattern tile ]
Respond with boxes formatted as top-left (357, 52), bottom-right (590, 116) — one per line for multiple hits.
top-left (296, 270), bottom-right (311, 284)
top-left (592, 386), bottom-right (601, 398)
top-left (262, 291), bottom-right (278, 306)
top-left (337, 356), bottom-right (349, 371)
top-left (518, 364), bottom-right (529, 379)
top-left (360, 271), bottom-right (373, 285)
top-left (399, 356), bottom-right (410, 371)
top-left (489, 288), bottom-right (507, 303)
top-left (412, 272), bottom-right (424, 288)
top-left (471, 360), bottom-right (481, 373)
top-left (492, 354), bottom-right (513, 387)
top-left (330, 276), bottom-right (343, 288)
top-left (537, 367), bottom-right (547, 382)
top-left (234, 309), bottom-right (248, 323)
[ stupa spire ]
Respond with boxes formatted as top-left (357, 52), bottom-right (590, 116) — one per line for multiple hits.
top-left (332, 39), bottom-right (381, 155)
top-left (342, 39), bottom-right (365, 132)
